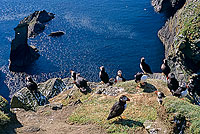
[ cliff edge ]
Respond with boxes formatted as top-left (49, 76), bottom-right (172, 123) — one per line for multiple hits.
top-left (158, 0), bottom-right (200, 81)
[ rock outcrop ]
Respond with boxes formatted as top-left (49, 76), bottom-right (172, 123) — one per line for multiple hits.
top-left (151, 0), bottom-right (186, 13)
top-left (48, 31), bottom-right (65, 37)
top-left (20, 10), bottom-right (54, 38)
top-left (9, 10), bottom-right (54, 71)
top-left (10, 78), bottom-right (73, 110)
top-left (158, 0), bottom-right (200, 81)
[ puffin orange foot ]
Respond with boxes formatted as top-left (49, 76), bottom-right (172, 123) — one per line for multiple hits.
top-left (121, 116), bottom-right (126, 119)
top-left (136, 86), bottom-right (140, 90)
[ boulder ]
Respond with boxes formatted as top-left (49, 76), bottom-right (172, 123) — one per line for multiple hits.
top-left (10, 78), bottom-right (67, 111)
top-left (48, 31), bottom-right (65, 37)
top-left (9, 23), bottom-right (40, 71)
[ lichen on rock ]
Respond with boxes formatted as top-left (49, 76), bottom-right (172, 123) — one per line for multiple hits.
top-left (0, 96), bottom-right (10, 126)
top-left (10, 78), bottom-right (71, 111)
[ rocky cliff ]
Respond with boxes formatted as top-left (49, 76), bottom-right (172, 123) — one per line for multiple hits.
top-left (151, 0), bottom-right (186, 13)
top-left (6, 75), bottom-right (200, 134)
top-left (158, 0), bottom-right (200, 81)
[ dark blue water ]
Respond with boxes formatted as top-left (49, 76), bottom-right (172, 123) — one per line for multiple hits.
top-left (0, 0), bottom-right (166, 100)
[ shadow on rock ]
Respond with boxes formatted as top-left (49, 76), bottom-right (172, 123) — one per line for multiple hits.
top-left (0, 113), bottom-right (23, 134)
top-left (32, 91), bottom-right (49, 106)
top-left (141, 83), bottom-right (157, 93)
top-left (112, 119), bottom-right (143, 128)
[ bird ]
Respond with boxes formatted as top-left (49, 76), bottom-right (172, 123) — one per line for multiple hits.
top-left (70, 70), bottom-right (88, 93)
top-left (25, 76), bottom-right (38, 94)
top-left (107, 95), bottom-right (130, 120)
top-left (167, 73), bottom-right (179, 93)
top-left (116, 70), bottom-right (126, 83)
top-left (161, 59), bottom-right (171, 78)
top-left (99, 66), bottom-right (109, 84)
top-left (173, 83), bottom-right (188, 98)
top-left (155, 91), bottom-right (165, 105)
top-left (140, 57), bottom-right (153, 74)
top-left (107, 78), bottom-right (117, 86)
top-left (134, 72), bottom-right (148, 87)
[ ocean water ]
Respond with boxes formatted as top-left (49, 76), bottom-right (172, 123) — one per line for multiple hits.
top-left (0, 0), bottom-right (166, 100)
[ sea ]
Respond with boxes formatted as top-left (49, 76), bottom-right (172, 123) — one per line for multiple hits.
top-left (0, 0), bottom-right (166, 101)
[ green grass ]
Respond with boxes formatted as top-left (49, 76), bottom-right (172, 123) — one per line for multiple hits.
top-left (164, 96), bottom-right (200, 134)
top-left (67, 92), bottom-right (158, 133)
top-left (62, 79), bottom-right (200, 133)
top-left (115, 81), bottom-right (139, 94)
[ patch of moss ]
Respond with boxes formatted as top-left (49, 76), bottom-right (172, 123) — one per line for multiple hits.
top-left (164, 96), bottom-right (200, 134)
top-left (0, 111), bottom-right (10, 125)
top-left (0, 96), bottom-right (10, 125)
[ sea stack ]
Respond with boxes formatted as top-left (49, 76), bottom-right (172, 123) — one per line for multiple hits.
top-left (9, 23), bottom-right (40, 71)
top-left (9, 10), bottom-right (55, 71)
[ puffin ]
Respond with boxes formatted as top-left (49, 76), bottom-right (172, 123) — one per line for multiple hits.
top-left (134, 72), bottom-right (148, 87)
top-left (25, 76), bottom-right (38, 94)
top-left (107, 78), bottom-right (117, 86)
top-left (155, 91), bottom-right (165, 105)
top-left (140, 57), bottom-right (153, 74)
top-left (116, 70), bottom-right (126, 83)
top-left (70, 70), bottom-right (88, 93)
top-left (161, 59), bottom-right (171, 78)
top-left (107, 95), bottom-right (130, 120)
top-left (173, 83), bottom-right (188, 98)
top-left (167, 73), bottom-right (179, 93)
top-left (99, 66), bottom-right (109, 84)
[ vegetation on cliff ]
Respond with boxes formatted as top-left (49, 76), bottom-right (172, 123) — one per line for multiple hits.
top-left (0, 96), bottom-right (10, 126)
top-left (158, 0), bottom-right (200, 81)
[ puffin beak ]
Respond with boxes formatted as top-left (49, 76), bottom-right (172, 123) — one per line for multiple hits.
top-left (154, 91), bottom-right (158, 95)
top-left (127, 98), bottom-right (130, 101)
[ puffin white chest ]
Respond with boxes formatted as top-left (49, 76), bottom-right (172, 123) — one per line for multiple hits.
top-left (124, 104), bottom-right (127, 110)
top-left (116, 76), bottom-right (122, 82)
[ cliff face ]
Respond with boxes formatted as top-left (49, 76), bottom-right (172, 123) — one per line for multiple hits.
top-left (151, 0), bottom-right (186, 13)
top-left (158, 0), bottom-right (200, 81)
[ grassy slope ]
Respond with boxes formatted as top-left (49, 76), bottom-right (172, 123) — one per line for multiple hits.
top-left (164, 96), bottom-right (200, 134)
top-left (61, 79), bottom-right (200, 133)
